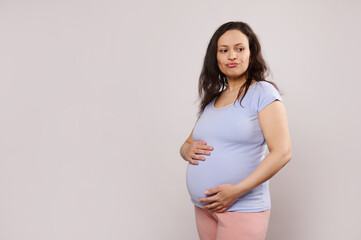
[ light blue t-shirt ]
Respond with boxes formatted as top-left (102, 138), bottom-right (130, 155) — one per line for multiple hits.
top-left (186, 81), bottom-right (283, 212)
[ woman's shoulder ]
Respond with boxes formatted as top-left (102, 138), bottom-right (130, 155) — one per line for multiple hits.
top-left (254, 80), bottom-right (275, 88)
top-left (252, 81), bottom-right (280, 95)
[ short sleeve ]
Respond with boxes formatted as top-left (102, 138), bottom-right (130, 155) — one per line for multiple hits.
top-left (257, 82), bottom-right (283, 113)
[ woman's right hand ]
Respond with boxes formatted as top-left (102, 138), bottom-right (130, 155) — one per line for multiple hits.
top-left (185, 141), bottom-right (214, 165)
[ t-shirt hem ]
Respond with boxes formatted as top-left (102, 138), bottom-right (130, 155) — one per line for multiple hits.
top-left (258, 97), bottom-right (283, 113)
top-left (192, 199), bottom-right (271, 213)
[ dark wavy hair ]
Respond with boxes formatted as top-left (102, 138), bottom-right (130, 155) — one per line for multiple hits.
top-left (197, 21), bottom-right (280, 116)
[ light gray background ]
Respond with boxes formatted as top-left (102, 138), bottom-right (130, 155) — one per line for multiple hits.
top-left (1, 0), bottom-right (360, 239)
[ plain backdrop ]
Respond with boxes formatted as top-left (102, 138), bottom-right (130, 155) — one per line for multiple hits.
top-left (1, 0), bottom-right (360, 239)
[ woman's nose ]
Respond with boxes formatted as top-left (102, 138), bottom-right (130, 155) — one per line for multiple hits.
top-left (228, 50), bottom-right (236, 60)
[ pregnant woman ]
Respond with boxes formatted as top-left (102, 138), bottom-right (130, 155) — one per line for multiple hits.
top-left (179, 21), bottom-right (292, 240)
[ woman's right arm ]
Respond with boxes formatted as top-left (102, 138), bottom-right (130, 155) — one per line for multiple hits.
top-left (179, 115), bottom-right (214, 165)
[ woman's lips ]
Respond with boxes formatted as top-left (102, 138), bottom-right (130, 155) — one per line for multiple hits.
top-left (226, 63), bottom-right (239, 67)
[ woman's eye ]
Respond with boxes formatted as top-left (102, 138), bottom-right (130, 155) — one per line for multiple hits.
top-left (220, 49), bottom-right (227, 53)
top-left (237, 47), bottom-right (244, 51)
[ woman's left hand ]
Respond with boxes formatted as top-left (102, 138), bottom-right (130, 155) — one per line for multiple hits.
top-left (198, 184), bottom-right (242, 213)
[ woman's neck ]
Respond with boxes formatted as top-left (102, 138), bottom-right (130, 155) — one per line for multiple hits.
top-left (226, 78), bottom-right (254, 93)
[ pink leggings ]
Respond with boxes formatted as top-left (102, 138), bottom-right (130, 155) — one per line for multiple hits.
top-left (194, 205), bottom-right (271, 240)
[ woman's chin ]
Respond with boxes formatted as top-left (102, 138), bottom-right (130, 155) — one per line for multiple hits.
top-left (224, 72), bottom-right (246, 79)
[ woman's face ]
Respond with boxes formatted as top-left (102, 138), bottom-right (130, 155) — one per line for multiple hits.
top-left (216, 30), bottom-right (251, 80)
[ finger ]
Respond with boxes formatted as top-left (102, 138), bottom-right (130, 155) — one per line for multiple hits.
top-left (204, 202), bottom-right (219, 210)
top-left (194, 149), bottom-right (210, 156)
top-left (195, 141), bottom-right (207, 145)
top-left (199, 195), bottom-right (217, 203)
top-left (201, 145), bottom-right (214, 151)
top-left (195, 141), bottom-right (212, 148)
top-left (187, 158), bottom-right (199, 165)
top-left (215, 207), bottom-right (227, 213)
top-left (210, 205), bottom-right (223, 212)
top-left (191, 153), bottom-right (206, 161)
top-left (205, 187), bottom-right (219, 195)
top-left (195, 141), bottom-right (214, 150)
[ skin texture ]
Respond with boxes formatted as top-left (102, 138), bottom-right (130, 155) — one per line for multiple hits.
top-left (216, 29), bottom-right (250, 92)
top-left (179, 29), bottom-right (292, 213)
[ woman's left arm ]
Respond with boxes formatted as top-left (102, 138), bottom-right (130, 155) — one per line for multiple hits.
top-left (199, 100), bottom-right (292, 212)
top-left (233, 100), bottom-right (292, 195)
